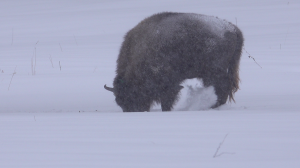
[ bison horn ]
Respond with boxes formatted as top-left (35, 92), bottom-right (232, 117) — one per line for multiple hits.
top-left (104, 84), bottom-right (115, 92)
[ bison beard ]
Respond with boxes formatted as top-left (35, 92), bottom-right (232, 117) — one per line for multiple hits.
top-left (104, 12), bottom-right (244, 112)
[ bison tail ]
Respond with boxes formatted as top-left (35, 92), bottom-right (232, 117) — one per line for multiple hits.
top-left (228, 28), bottom-right (244, 103)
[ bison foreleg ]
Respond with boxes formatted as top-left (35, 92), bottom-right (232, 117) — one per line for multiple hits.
top-left (160, 85), bottom-right (183, 111)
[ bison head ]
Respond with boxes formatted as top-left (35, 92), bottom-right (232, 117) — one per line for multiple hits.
top-left (104, 79), bottom-right (152, 112)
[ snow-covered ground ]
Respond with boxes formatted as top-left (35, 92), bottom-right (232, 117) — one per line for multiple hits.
top-left (1, 0), bottom-right (300, 167)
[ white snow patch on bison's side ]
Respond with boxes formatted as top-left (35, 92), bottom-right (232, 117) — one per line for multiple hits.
top-left (173, 78), bottom-right (218, 111)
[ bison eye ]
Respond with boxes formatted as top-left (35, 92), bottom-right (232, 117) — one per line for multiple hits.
top-left (118, 79), bottom-right (125, 83)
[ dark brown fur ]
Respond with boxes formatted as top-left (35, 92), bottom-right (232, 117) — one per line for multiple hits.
top-left (107, 12), bottom-right (244, 112)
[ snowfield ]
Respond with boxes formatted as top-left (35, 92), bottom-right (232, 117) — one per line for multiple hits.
top-left (1, 111), bottom-right (300, 168)
top-left (1, 0), bottom-right (300, 167)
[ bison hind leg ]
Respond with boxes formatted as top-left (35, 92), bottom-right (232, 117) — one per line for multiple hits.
top-left (160, 85), bottom-right (183, 111)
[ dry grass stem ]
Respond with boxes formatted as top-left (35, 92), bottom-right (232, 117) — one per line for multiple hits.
top-left (93, 66), bottom-right (98, 73)
top-left (11, 28), bottom-right (13, 46)
top-left (34, 47), bottom-right (37, 74)
top-left (59, 43), bottom-right (63, 52)
top-left (213, 133), bottom-right (235, 158)
top-left (31, 41), bottom-right (39, 75)
top-left (243, 47), bottom-right (262, 68)
top-left (8, 66), bottom-right (17, 90)
top-left (49, 55), bottom-right (54, 68)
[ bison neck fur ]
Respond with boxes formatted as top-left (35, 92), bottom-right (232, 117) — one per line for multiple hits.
top-left (110, 12), bottom-right (244, 112)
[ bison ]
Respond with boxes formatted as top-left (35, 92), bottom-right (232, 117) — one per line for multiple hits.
top-left (104, 12), bottom-right (244, 112)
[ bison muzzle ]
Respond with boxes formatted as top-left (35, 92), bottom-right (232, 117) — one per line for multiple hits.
top-left (105, 12), bottom-right (244, 112)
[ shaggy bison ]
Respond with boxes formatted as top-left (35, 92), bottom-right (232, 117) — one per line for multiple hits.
top-left (104, 12), bottom-right (244, 112)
